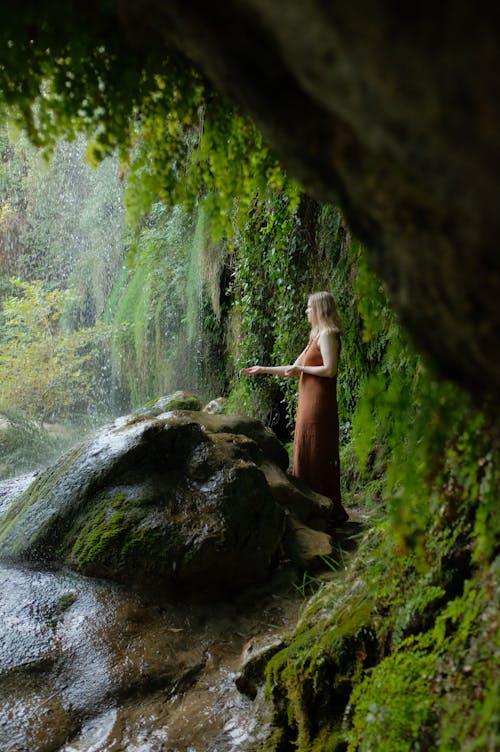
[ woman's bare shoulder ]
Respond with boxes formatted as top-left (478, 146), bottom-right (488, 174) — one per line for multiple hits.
top-left (318, 328), bottom-right (340, 345)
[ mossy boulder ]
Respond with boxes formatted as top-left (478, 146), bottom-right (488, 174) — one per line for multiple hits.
top-left (0, 409), bottom-right (337, 600)
top-left (136, 390), bottom-right (203, 417)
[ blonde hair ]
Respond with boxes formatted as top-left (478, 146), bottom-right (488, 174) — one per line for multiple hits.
top-left (308, 291), bottom-right (343, 336)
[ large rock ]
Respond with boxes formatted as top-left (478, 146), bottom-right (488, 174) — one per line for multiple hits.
top-left (0, 563), bottom-right (207, 752)
top-left (0, 410), bottom-right (335, 600)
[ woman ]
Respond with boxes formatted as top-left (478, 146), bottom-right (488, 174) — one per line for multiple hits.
top-left (243, 291), bottom-right (348, 523)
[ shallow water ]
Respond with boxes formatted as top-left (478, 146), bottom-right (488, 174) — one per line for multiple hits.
top-left (0, 559), bottom-right (300, 752)
top-left (0, 473), bottom-right (37, 518)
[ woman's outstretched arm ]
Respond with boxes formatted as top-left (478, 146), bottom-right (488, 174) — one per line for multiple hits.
top-left (242, 344), bottom-right (308, 378)
top-left (242, 365), bottom-right (290, 376)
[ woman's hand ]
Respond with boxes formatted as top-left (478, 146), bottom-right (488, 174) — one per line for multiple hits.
top-left (285, 365), bottom-right (302, 377)
top-left (243, 364), bottom-right (295, 377)
top-left (242, 365), bottom-right (262, 376)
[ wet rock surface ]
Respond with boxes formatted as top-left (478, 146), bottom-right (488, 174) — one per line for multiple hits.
top-left (0, 472), bottom-right (37, 518)
top-left (0, 410), bottom-right (337, 600)
top-left (0, 406), bottom-right (353, 750)
top-left (235, 635), bottom-right (286, 700)
top-left (0, 562), bottom-right (301, 752)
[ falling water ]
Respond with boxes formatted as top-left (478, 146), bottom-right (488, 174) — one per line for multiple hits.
top-left (0, 124), bottom-right (128, 477)
top-left (1, 125), bottom-right (219, 476)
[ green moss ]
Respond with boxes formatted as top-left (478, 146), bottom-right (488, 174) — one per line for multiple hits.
top-left (264, 558), bottom-right (483, 751)
top-left (265, 585), bottom-right (377, 752)
top-left (166, 396), bottom-right (202, 411)
top-left (65, 492), bottom-right (134, 567)
top-left (344, 569), bottom-right (499, 752)
top-left (70, 505), bottom-right (127, 566)
top-left (348, 649), bottom-right (438, 752)
top-left (61, 489), bottom-right (184, 587)
top-left (57, 592), bottom-right (77, 611)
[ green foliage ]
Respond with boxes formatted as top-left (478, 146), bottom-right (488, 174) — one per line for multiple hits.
top-left (0, 123), bottom-right (125, 296)
top-left (0, 278), bottom-right (108, 422)
top-left (0, 20), bottom-right (309, 419)
top-left (348, 649), bottom-right (438, 752)
top-left (105, 202), bottom-right (228, 408)
top-left (0, 123), bottom-right (129, 424)
top-left (108, 204), bottom-right (192, 406)
top-left (126, 90), bottom-right (289, 234)
top-left (227, 202), bottom-right (375, 445)
top-left (0, 9), bottom-right (179, 164)
top-left (0, 13), bottom-right (289, 241)
top-left (227, 193), bottom-right (340, 436)
top-left (0, 26), bottom-right (311, 423)
top-left (0, 406), bottom-right (72, 479)
top-left (257, 244), bottom-right (499, 752)
top-left (348, 243), bottom-right (497, 555)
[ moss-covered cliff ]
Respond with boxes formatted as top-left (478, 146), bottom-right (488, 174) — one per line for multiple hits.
top-left (235, 234), bottom-right (499, 751)
top-left (259, 379), bottom-right (498, 751)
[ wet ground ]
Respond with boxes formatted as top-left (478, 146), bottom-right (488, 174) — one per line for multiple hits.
top-left (0, 560), bottom-right (301, 752)
top-left (0, 471), bottom-right (363, 752)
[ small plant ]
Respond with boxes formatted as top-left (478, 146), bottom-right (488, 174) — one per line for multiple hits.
top-left (293, 570), bottom-right (323, 598)
top-left (58, 592), bottom-right (77, 611)
top-left (317, 552), bottom-right (343, 571)
top-left (293, 552), bottom-right (347, 598)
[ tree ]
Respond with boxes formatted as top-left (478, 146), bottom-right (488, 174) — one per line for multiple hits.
top-left (0, 278), bottom-right (107, 423)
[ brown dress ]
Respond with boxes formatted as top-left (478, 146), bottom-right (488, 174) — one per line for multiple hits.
top-left (293, 336), bottom-right (348, 521)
